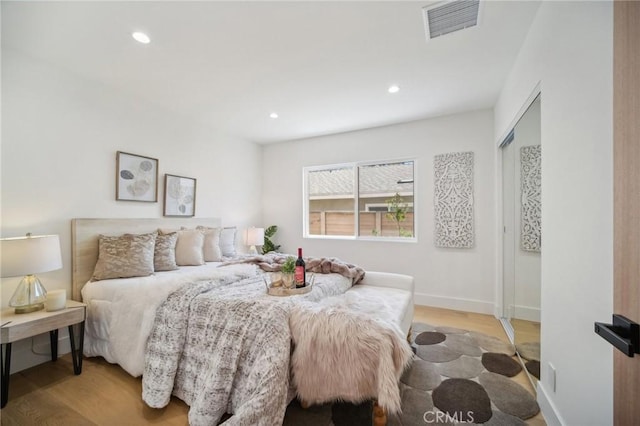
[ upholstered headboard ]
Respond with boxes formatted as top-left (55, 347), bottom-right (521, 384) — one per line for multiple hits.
top-left (71, 217), bottom-right (222, 301)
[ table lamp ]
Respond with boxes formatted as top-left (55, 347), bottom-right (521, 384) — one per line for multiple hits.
top-left (246, 227), bottom-right (265, 255)
top-left (1, 234), bottom-right (62, 314)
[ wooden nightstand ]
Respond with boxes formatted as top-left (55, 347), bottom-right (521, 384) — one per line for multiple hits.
top-left (0, 300), bottom-right (86, 408)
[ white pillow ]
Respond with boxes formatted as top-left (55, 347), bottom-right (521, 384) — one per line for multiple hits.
top-left (219, 227), bottom-right (237, 257)
top-left (197, 226), bottom-right (222, 262)
top-left (174, 229), bottom-right (205, 266)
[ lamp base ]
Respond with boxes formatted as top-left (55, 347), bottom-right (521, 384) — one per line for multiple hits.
top-left (14, 303), bottom-right (45, 314)
top-left (9, 274), bottom-right (48, 314)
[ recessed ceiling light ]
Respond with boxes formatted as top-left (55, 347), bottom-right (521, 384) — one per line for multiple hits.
top-left (269, 112), bottom-right (279, 119)
top-left (388, 85), bottom-right (400, 94)
top-left (132, 32), bottom-right (150, 44)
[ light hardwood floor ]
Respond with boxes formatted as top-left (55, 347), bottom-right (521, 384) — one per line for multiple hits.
top-left (512, 318), bottom-right (541, 348)
top-left (1, 306), bottom-right (545, 425)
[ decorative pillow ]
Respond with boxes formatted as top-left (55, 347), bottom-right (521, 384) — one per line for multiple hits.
top-left (154, 232), bottom-right (178, 271)
top-left (92, 232), bottom-right (157, 281)
top-left (219, 226), bottom-right (237, 257)
top-left (174, 229), bottom-right (205, 266)
top-left (196, 226), bottom-right (222, 262)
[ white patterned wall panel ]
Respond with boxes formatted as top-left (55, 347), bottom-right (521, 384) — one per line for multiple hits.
top-left (520, 145), bottom-right (541, 252)
top-left (434, 151), bottom-right (474, 248)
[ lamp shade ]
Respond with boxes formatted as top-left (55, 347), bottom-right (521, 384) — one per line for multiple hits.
top-left (246, 228), bottom-right (265, 246)
top-left (1, 234), bottom-right (63, 278)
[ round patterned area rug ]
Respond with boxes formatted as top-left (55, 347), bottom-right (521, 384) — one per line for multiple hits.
top-left (388, 322), bottom-right (540, 426)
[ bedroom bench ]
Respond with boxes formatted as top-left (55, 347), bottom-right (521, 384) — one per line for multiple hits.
top-left (293, 270), bottom-right (415, 426)
top-left (350, 270), bottom-right (414, 336)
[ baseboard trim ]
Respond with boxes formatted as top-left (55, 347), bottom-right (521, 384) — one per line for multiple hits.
top-left (537, 382), bottom-right (565, 426)
top-left (414, 293), bottom-right (495, 315)
top-left (512, 304), bottom-right (541, 322)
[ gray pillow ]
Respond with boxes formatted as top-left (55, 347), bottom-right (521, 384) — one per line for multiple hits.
top-left (154, 232), bottom-right (178, 271)
top-left (92, 232), bottom-right (157, 281)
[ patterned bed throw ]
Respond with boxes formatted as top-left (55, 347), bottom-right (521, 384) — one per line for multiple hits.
top-left (143, 279), bottom-right (291, 425)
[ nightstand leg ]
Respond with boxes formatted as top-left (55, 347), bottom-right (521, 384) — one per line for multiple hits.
top-left (50, 329), bottom-right (59, 361)
top-left (1, 343), bottom-right (12, 408)
top-left (68, 322), bottom-right (84, 375)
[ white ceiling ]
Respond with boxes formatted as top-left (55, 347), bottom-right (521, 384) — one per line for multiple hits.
top-left (2, 1), bottom-right (541, 144)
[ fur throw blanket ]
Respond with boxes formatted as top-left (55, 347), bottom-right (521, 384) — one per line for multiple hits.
top-left (289, 296), bottom-right (413, 414)
top-left (227, 253), bottom-right (366, 285)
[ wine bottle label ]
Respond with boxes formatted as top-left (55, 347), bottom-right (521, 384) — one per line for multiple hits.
top-left (295, 266), bottom-right (304, 283)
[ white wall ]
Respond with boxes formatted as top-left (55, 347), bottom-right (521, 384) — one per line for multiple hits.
top-left (262, 110), bottom-right (496, 314)
top-left (494, 2), bottom-right (613, 425)
top-left (1, 49), bottom-right (263, 372)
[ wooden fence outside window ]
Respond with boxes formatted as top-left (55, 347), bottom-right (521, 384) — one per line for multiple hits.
top-left (309, 211), bottom-right (414, 237)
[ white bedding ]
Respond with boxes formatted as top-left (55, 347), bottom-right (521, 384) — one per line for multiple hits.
top-left (81, 258), bottom-right (411, 423)
top-left (81, 262), bottom-right (263, 376)
top-left (81, 261), bottom-right (353, 377)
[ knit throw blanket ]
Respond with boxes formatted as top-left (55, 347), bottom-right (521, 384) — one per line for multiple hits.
top-left (142, 272), bottom-right (352, 425)
top-left (226, 253), bottom-right (366, 285)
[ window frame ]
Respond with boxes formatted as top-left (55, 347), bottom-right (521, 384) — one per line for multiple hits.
top-left (302, 158), bottom-right (418, 243)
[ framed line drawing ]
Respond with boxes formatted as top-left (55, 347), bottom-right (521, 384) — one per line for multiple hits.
top-left (116, 151), bottom-right (158, 202)
top-left (164, 174), bottom-right (196, 217)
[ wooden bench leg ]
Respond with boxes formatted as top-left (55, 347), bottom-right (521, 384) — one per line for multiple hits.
top-left (373, 401), bottom-right (387, 426)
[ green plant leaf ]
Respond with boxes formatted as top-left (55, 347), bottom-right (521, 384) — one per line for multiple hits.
top-left (265, 225), bottom-right (278, 237)
top-left (262, 225), bottom-right (281, 254)
top-left (281, 256), bottom-right (296, 273)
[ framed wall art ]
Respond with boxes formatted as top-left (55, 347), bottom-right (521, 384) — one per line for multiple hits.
top-left (434, 151), bottom-right (475, 248)
top-left (520, 145), bottom-right (541, 252)
top-left (116, 151), bottom-right (158, 202)
top-left (164, 174), bottom-right (196, 217)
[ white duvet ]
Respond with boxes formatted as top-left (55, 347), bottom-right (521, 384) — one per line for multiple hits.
top-left (81, 262), bottom-right (262, 376)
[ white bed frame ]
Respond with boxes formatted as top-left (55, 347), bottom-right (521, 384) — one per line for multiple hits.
top-left (71, 217), bottom-right (221, 301)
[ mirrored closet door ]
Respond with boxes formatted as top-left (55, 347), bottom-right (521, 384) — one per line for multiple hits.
top-left (501, 95), bottom-right (541, 383)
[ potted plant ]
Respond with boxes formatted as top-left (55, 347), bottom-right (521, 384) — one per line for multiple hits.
top-left (262, 225), bottom-right (281, 254)
top-left (281, 256), bottom-right (296, 289)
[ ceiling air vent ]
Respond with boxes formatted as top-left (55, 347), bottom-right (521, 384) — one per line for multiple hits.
top-left (422, 0), bottom-right (481, 41)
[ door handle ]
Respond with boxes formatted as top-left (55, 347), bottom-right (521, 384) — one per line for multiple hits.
top-left (594, 314), bottom-right (639, 357)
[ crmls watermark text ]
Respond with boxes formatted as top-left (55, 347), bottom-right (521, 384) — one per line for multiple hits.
top-left (423, 411), bottom-right (475, 424)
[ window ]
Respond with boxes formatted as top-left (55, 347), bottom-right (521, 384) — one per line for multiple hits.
top-left (304, 159), bottom-right (415, 240)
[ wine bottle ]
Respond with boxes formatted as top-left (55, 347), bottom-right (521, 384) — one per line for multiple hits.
top-left (295, 247), bottom-right (306, 288)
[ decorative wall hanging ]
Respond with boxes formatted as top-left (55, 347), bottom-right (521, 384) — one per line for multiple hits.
top-left (116, 151), bottom-right (158, 202)
top-left (434, 151), bottom-right (474, 248)
top-left (520, 145), bottom-right (541, 252)
top-left (164, 174), bottom-right (196, 217)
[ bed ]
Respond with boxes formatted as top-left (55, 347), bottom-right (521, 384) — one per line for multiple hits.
top-left (71, 218), bottom-right (413, 425)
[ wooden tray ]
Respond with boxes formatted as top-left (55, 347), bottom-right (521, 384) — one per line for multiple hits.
top-left (266, 282), bottom-right (313, 297)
